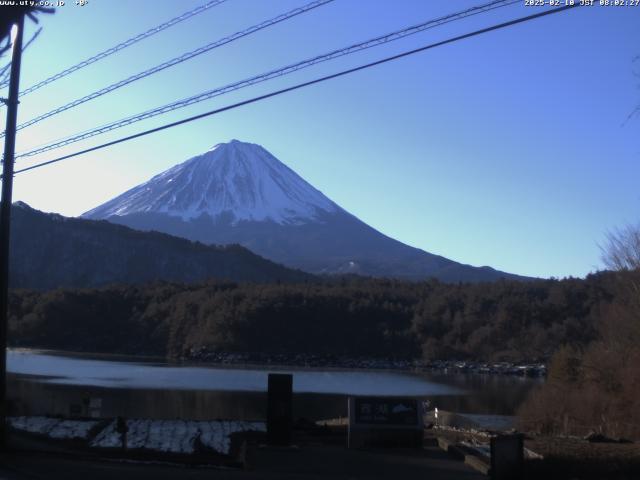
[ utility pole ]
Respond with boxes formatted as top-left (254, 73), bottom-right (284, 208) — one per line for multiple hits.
top-left (0, 13), bottom-right (25, 449)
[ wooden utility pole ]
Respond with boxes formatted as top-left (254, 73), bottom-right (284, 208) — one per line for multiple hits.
top-left (0, 13), bottom-right (25, 449)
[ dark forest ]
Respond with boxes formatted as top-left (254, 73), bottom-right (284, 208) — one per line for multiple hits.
top-left (7, 272), bottom-right (624, 363)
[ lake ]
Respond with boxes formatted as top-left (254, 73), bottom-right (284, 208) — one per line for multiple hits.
top-left (6, 349), bottom-right (541, 425)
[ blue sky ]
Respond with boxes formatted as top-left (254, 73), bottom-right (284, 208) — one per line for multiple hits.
top-left (2, 0), bottom-right (639, 279)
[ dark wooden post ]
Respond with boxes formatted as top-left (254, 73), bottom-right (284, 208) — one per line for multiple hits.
top-left (267, 373), bottom-right (292, 446)
top-left (116, 416), bottom-right (127, 451)
top-left (490, 433), bottom-right (524, 480)
top-left (0, 14), bottom-right (25, 450)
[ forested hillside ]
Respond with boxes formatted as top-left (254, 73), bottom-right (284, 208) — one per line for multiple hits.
top-left (10, 202), bottom-right (312, 289)
top-left (8, 272), bottom-right (621, 362)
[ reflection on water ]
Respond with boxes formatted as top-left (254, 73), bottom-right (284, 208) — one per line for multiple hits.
top-left (7, 351), bottom-right (459, 396)
top-left (425, 372), bottom-right (541, 415)
top-left (6, 350), bottom-right (542, 421)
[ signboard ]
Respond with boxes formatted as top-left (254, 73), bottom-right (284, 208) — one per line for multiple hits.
top-left (348, 396), bottom-right (423, 448)
top-left (353, 398), bottom-right (419, 426)
top-left (88, 397), bottom-right (102, 418)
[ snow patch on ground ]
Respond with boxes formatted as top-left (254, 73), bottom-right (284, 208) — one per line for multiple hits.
top-left (9, 416), bottom-right (99, 440)
top-left (10, 415), bottom-right (265, 456)
top-left (90, 419), bottom-right (266, 455)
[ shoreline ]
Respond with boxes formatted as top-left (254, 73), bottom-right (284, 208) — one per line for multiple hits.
top-left (184, 349), bottom-right (548, 377)
top-left (8, 347), bottom-right (547, 377)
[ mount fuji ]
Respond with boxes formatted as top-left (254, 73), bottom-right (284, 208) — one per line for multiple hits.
top-left (83, 140), bottom-right (523, 282)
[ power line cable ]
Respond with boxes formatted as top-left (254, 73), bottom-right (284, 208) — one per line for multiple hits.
top-left (3, 0), bottom-right (334, 138)
top-left (0, 0), bottom-right (228, 92)
top-left (12, 3), bottom-right (579, 177)
top-left (0, 0), bottom-right (334, 138)
top-left (15, 0), bottom-right (519, 158)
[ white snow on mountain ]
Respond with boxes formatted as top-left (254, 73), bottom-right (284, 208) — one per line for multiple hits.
top-left (83, 140), bottom-right (339, 225)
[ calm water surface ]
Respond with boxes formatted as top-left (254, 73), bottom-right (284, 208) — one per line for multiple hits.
top-left (6, 350), bottom-right (542, 422)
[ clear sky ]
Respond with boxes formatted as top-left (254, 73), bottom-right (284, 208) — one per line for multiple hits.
top-left (2, 0), bottom-right (639, 279)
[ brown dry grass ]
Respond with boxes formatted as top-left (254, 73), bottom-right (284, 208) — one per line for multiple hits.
top-left (518, 283), bottom-right (640, 441)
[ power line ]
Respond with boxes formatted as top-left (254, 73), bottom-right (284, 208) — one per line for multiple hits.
top-left (0, 0), bottom-right (228, 93)
top-left (12, 3), bottom-right (579, 177)
top-left (16, 0), bottom-right (519, 158)
top-left (3, 0), bottom-right (334, 139)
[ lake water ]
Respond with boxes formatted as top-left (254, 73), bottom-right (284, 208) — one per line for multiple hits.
top-left (6, 350), bottom-right (542, 424)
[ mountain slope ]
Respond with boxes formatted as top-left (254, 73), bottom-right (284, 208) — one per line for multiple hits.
top-left (84, 140), bottom-right (526, 282)
top-left (10, 202), bottom-right (312, 290)
top-left (84, 140), bottom-right (339, 225)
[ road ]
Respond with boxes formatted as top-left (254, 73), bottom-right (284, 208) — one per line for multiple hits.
top-left (0, 442), bottom-right (485, 480)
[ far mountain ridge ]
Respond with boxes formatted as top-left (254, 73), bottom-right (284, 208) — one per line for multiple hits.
top-left (9, 201), bottom-right (312, 289)
top-left (83, 139), bottom-right (528, 283)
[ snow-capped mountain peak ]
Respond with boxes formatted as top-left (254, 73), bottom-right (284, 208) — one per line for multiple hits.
top-left (83, 140), bottom-right (339, 225)
top-left (82, 139), bottom-right (525, 282)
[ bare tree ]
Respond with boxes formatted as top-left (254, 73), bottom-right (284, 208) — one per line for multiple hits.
top-left (601, 223), bottom-right (640, 272)
top-left (598, 223), bottom-right (640, 357)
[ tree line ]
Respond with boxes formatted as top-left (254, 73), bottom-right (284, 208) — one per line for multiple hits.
top-left (7, 271), bottom-right (623, 363)
top-left (518, 225), bottom-right (640, 440)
